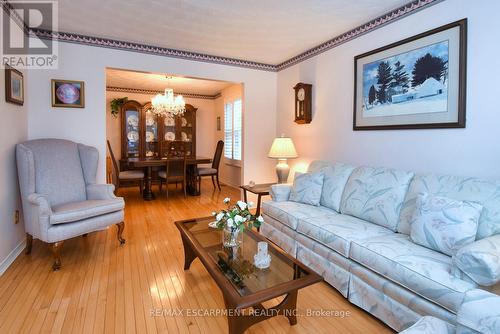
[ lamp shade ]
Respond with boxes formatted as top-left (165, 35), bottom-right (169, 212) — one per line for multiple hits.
top-left (268, 137), bottom-right (298, 159)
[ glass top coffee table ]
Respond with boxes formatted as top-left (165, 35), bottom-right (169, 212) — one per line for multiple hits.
top-left (175, 216), bottom-right (322, 334)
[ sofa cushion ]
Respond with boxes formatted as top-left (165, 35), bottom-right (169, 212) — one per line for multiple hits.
top-left (261, 201), bottom-right (335, 230)
top-left (410, 193), bottom-right (483, 256)
top-left (296, 213), bottom-right (393, 257)
top-left (457, 289), bottom-right (500, 334)
top-left (319, 163), bottom-right (356, 212)
top-left (50, 199), bottom-right (125, 225)
top-left (289, 171), bottom-right (324, 206)
top-left (398, 173), bottom-right (500, 239)
top-left (340, 166), bottom-right (414, 231)
top-left (350, 233), bottom-right (476, 313)
top-left (399, 316), bottom-right (455, 334)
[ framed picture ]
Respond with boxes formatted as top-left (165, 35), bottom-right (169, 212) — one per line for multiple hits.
top-left (5, 66), bottom-right (24, 105)
top-left (217, 116), bottom-right (221, 131)
top-left (354, 19), bottom-right (467, 130)
top-left (51, 79), bottom-right (85, 108)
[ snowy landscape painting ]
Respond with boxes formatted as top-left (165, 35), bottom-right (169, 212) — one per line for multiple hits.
top-left (353, 19), bottom-right (466, 130)
top-left (362, 40), bottom-right (449, 117)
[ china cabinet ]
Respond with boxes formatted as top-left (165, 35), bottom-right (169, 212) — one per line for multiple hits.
top-left (120, 100), bottom-right (197, 168)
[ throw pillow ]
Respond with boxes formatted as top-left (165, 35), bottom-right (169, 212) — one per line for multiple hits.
top-left (410, 193), bottom-right (483, 256)
top-left (289, 171), bottom-right (324, 206)
top-left (452, 234), bottom-right (500, 286)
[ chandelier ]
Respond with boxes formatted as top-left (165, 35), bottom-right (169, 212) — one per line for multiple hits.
top-left (151, 77), bottom-right (186, 117)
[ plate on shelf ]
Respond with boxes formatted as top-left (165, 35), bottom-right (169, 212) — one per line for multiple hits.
top-left (146, 150), bottom-right (154, 157)
top-left (164, 116), bottom-right (175, 126)
top-left (127, 115), bottom-right (139, 127)
top-left (165, 132), bottom-right (175, 141)
top-left (181, 117), bottom-right (188, 127)
top-left (181, 131), bottom-right (188, 141)
top-left (146, 131), bottom-right (155, 142)
top-left (127, 131), bottom-right (139, 142)
top-left (146, 116), bottom-right (155, 126)
top-left (208, 221), bottom-right (218, 229)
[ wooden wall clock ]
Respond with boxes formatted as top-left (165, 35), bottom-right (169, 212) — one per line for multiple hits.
top-left (293, 83), bottom-right (312, 124)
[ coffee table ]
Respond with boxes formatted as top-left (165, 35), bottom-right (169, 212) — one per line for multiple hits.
top-left (175, 217), bottom-right (322, 334)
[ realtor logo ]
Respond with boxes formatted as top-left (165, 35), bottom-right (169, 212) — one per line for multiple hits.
top-left (1, 1), bottom-right (58, 69)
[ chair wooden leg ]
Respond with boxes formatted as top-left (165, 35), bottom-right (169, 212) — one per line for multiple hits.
top-left (216, 174), bottom-right (221, 191)
top-left (211, 175), bottom-right (216, 190)
top-left (139, 180), bottom-right (144, 194)
top-left (25, 233), bottom-right (33, 255)
top-left (159, 179), bottom-right (163, 192)
top-left (49, 241), bottom-right (64, 271)
top-left (198, 176), bottom-right (202, 194)
top-left (116, 222), bottom-right (125, 245)
top-left (183, 180), bottom-right (187, 197)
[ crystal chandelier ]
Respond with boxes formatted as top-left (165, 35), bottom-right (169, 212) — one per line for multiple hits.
top-left (151, 77), bottom-right (186, 117)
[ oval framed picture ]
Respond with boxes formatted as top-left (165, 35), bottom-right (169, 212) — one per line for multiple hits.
top-left (51, 79), bottom-right (85, 108)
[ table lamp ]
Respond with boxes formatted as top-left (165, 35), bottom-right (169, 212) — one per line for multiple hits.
top-left (268, 135), bottom-right (298, 183)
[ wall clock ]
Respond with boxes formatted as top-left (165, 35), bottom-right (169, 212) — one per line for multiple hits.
top-left (293, 83), bottom-right (312, 124)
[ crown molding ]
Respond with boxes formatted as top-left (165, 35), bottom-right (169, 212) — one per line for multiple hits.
top-left (106, 86), bottom-right (221, 100)
top-left (4, 0), bottom-right (442, 72)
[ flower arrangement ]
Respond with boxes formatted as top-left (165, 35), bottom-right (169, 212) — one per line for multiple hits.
top-left (212, 198), bottom-right (264, 247)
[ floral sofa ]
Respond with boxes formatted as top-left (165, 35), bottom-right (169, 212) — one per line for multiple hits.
top-left (260, 161), bottom-right (500, 333)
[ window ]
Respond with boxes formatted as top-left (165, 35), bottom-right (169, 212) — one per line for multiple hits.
top-left (224, 99), bottom-right (242, 161)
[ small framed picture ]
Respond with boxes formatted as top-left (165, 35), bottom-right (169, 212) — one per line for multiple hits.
top-left (51, 79), bottom-right (85, 108)
top-left (5, 66), bottom-right (24, 105)
top-left (217, 116), bottom-right (221, 131)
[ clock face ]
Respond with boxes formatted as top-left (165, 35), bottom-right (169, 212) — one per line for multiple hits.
top-left (297, 88), bottom-right (305, 101)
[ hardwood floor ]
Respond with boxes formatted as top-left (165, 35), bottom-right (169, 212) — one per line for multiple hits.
top-left (0, 181), bottom-right (393, 334)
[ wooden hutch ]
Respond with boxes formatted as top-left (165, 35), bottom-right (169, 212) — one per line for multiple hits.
top-left (119, 100), bottom-right (197, 169)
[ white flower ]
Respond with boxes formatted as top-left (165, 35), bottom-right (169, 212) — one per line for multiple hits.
top-left (226, 218), bottom-right (234, 228)
top-left (234, 215), bottom-right (245, 224)
top-left (223, 197), bottom-right (230, 204)
top-left (236, 201), bottom-right (247, 210)
top-left (248, 201), bottom-right (255, 208)
top-left (211, 211), bottom-right (217, 216)
top-left (257, 215), bottom-right (264, 223)
top-left (216, 212), bottom-right (224, 222)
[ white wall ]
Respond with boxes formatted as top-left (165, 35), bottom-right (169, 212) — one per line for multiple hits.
top-left (277, 0), bottom-right (500, 180)
top-left (27, 41), bottom-right (278, 184)
top-left (0, 68), bottom-right (28, 273)
top-left (105, 90), bottom-right (217, 160)
top-left (214, 84), bottom-right (244, 187)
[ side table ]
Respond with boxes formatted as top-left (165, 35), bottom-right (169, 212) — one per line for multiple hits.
top-left (240, 183), bottom-right (275, 217)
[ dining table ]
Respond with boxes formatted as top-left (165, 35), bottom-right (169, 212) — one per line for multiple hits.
top-left (127, 156), bottom-right (212, 200)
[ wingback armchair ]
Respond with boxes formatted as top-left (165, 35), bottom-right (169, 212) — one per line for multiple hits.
top-left (16, 139), bottom-right (126, 270)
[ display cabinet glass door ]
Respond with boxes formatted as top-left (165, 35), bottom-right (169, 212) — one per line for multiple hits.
top-left (124, 108), bottom-right (140, 158)
top-left (144, 110), bottom-right (159, 157)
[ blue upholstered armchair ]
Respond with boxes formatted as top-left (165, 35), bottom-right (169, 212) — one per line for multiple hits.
top-left (16, 139), bottom-right (126, 270)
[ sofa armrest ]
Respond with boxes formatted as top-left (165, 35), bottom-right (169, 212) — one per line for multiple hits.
top-left (27, 193), bottom-right (52, 216)
top-left (270, 184), bottom-right (292, 202)
top-left (86, 184), bottom-right (118, 200)
top-left (453, 234), bottom-right (500, 286)
top-left (457, 289), bottom-right (500, 334)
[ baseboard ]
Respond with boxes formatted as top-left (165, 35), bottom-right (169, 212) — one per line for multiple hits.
top-left (0, 239), bottom-right (26, 276)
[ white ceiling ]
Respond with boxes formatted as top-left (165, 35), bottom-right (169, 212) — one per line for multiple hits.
top-left (106, 68), bottom-right (234, 95)
top-left (49, 0), bottom-right (410, 65)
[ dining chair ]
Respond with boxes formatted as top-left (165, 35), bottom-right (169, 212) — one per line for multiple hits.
top-left (197, 140), bottom-right (224, 191)
top-left (107, 140), bottom-right (144, 194)
top-left (159, 141), bottom-right (187, 197)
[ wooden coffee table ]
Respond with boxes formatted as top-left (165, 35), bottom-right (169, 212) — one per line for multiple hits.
top-left (175, 217), bottom-right (322, 334)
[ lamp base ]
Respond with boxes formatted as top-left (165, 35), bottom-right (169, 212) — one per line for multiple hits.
top-left (275, 159), bottom-right (290, 184)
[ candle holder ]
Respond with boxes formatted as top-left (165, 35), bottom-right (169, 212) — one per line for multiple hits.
top-left (254, 241), bottom-right (271, 269)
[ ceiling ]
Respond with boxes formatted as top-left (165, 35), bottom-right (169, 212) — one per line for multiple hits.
top-left (48, 0), bottom-right (410, 65)
top-left (106, 68), bottom-right (234, 95)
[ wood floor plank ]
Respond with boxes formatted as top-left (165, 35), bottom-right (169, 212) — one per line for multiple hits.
top-left (0, 181), bottom-right (394, 334)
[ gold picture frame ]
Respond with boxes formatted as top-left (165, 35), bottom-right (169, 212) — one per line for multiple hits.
top-left (5, 65), bottom-right (24, 106)
top-left (51, 79), bottom-right (85, 108)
